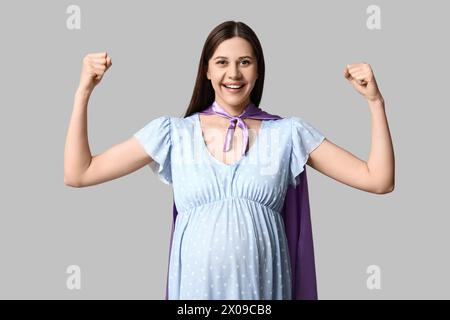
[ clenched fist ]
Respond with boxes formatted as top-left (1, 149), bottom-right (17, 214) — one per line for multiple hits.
top-left (78, 52), bottom-right (112, 92)
top-left (344, 63), bottom-right (383, 102)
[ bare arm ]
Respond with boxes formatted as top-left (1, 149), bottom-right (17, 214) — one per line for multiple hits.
top-left (366, 98), bottom-right (395, 192)
top-left (307, 97), bottom-right (395, 194)
top-left (63, 88), bottom-right (94, 186)
top-left (64, 52), bottom-right (152, 187)
top-left (64, 88), bottom-right (152, 187)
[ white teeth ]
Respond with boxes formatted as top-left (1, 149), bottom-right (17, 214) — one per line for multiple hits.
top-left (224, 84), bottom-right (243, 89)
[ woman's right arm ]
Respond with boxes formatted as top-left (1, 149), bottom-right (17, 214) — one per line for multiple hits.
top-left (64, 52), bottom-right (152, 188)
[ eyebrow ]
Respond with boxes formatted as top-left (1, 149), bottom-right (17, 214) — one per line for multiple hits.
top-left (213, 56), bottom-right (253, 60)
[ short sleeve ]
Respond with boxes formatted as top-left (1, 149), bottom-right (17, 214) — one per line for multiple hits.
top-left (133, 116), bottom-right (172, 185)
top-left (289, 116), bottom-right (326, 186)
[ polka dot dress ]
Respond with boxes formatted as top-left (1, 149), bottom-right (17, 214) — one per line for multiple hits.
top-left (133, 111), bottom-right (325, 300)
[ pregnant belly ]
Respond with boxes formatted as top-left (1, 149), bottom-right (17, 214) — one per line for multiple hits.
top-left (178, 199), bottom-right (282, 278)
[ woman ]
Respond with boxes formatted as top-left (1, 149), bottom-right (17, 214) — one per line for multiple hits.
top-left (64, 20), bottom-right (395, 300)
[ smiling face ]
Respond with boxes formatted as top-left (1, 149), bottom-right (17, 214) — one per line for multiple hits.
top-left (206, 37), bottom-right (258, 115)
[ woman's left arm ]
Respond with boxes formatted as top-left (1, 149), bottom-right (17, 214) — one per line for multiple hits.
top-left (307, 63), bottom-right (395, 194)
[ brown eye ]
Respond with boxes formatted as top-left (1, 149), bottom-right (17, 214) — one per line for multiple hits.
top-left (216, 60), bottom-right (251, 65)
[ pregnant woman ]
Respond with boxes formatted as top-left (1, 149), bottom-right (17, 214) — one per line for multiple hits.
top-left (64, 20), bottom-right (395, 300)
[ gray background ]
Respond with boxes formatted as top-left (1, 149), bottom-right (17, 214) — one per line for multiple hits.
top-left (0, 0), bottom-right (448, 299)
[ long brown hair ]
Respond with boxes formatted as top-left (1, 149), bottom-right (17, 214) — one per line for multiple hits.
top-left (182, 20), bottom-right (265, 118)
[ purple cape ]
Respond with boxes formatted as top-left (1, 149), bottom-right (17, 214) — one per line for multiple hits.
top-left (164, 104), bottom-right (318, 300)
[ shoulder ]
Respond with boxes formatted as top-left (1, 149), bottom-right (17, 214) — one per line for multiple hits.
top-left (263, 116), bottom-right (309, 133)
top-left (263, 117), bottom-right (291, 128)
top-left (268, 116), bottom-right (325, 145)
top-left (143, 114), bottom-right (197, 131)
top-left (170, 113), bottom-right (197, 130)
top-left (288, 116), bottom-right (324, 135)
top-left (286, 116), bottom-right (308, 127)
top-left (264, 116), bottom-right (309, 125)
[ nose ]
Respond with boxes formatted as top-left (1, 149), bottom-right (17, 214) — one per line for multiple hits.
top-left (227, 62), bottom-right (242, 79)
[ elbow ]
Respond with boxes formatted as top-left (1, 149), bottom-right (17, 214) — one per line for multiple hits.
top-left (64, 175), bottom-right (82, 188)
top-left (374, 183), bottom-right (395, 194)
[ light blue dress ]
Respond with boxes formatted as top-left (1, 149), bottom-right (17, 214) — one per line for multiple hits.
top-left (133, 112), bottom-right (325, 300)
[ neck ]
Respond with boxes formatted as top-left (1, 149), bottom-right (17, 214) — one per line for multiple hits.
top-left (215, 99), bottom-right (250, 117)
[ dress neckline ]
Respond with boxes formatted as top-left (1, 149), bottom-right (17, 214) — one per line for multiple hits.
top-left (195, 113), bottom-right (265, 168)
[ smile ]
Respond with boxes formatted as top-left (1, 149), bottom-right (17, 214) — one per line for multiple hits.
top-left (222, 84), bottom-right (245, 93)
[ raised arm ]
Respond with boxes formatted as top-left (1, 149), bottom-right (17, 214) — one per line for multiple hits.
top-left (64, 52), bottom-right (152, 188)
top-left (306, 63), bottom-right (395, 194)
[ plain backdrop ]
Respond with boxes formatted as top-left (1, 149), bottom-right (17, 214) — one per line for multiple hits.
top-left (0, 0), bottom-right (448, 299)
